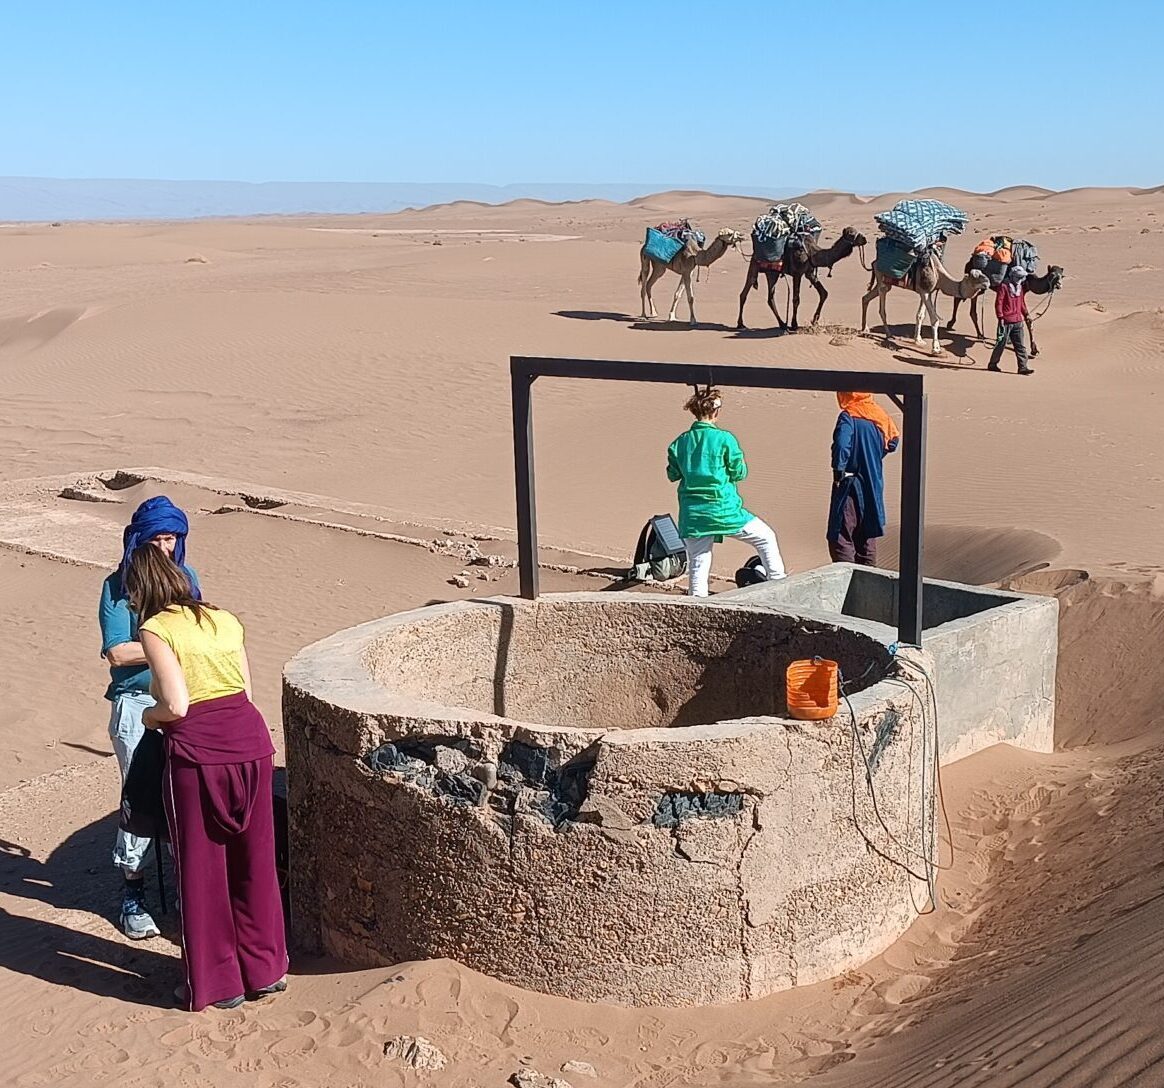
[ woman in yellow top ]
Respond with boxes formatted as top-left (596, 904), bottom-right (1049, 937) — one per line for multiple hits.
top-left (126, 545), bottom-right (288, 1012)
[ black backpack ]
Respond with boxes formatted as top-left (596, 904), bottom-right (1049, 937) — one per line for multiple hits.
top-left (120, 728), bottom-right (169, 843)
top-left (627, 514), bottom-right (687, 583)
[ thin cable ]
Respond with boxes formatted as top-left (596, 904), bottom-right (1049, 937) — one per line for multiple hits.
top-left (889, 657), bottom-right (954, 873)
top-left (841, 661), bottom-right (943, 913)
top-left (841, 681), bottom-right (935, 889)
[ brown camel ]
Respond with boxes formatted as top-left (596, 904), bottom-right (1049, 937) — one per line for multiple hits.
top-left (638, 228), bottom-right (745, 324)
top-left (949, 264), bottom-right (1066, 357)
top-left (860, 250), bottom-right (990, 355)
top-left (736, 227), bottom-right (868, 330)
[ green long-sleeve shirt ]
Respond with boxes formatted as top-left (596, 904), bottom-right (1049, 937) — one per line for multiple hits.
top-left (666, 421), bottom-right (753, 539)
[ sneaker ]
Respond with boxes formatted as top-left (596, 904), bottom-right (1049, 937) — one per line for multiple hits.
top-left (1019, 367), bottom-right (1035, 375)
top-left (120, 888), bottom-right (161, 940)
top-left (246, 978), bottom-right (288, 1001)
top-left (173, 984), bottom-right (245, 1010)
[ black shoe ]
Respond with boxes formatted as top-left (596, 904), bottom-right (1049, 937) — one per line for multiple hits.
top-left (987, 364), bottom-right (1000, 372)
top-left (1019, 367), bottom-right (1034, 375)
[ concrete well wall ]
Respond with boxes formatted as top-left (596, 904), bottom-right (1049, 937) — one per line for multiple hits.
top-left (284, 593), bottom-right (937, 1007)
top-left (723, 564), bottom-right (1058, 764)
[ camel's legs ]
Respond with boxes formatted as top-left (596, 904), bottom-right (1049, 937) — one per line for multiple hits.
top-left (790, 274), bottom-right (802, 329)
top-left (922, 292), bottom-right (942, 354)
top-left (949, 294), bottom-right (962, 330)
top-left (1026, 315), bottom-right (1039, 358)
top-left (878, 286), bottom-right (889, 335)
top-left (808, 271), bottom-right (828, 326)
top-left (644, 264), bottom-right (667, 319)
top-left (736, 261), bottom-right (758, 328)
top-left (859, 283), bottom-right (880, 333)
top-left (766, 272), bottom-right (786, 329)
top-left (969, 294), bottom-right (984, 340)
top-left (914, 296), bottom-right (926, 345)
top-left (668, 272), bottom-right (694, 323)
top-left (640, 257), bottom-right (665, 319)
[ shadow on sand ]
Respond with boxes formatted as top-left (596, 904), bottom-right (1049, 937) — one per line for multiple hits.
top-left (628, 319), bottom-right (736, 333)
top-left (553, 310), bottom-right (635, 323)
top-left (0, 816), bottom-right (176, 1007)
top-left (552, 310), bottom-right (735, 333)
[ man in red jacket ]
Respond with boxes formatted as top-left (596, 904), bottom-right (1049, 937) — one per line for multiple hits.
top-left (988, 265), bottom-right (1034, 375)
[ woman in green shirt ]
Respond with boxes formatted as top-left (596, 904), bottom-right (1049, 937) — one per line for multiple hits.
top-left (667, 387), bottom-right (786, 596)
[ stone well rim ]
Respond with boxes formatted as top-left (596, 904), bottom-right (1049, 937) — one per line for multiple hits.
top-left (283, 591), bottom-right (907, 743)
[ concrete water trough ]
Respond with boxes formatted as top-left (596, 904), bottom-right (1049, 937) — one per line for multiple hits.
top-left (723, 563), bottom-right (1058, 764)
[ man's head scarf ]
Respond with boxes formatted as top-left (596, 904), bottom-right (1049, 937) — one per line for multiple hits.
top-left (836, 392), bottom-right (901, 452)
top-left (118, 496), bottom-right (192, 594)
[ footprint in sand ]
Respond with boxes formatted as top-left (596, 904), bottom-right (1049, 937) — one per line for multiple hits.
top-left (28, 1006), bottom-right (56, 1036)
top-left (191, 1032), bottom-right (238, 1062)
top-left (1013, 785), bottom-right (1054, 818)
top-left (874, 972), bottom-right (932, 1005)
top-left (158, 1020), bottom-right (199, 1047)
top-left (80, 1019), bottom-right (120, 1036)
top-left (268, 1032), bottom-right (318, 1066)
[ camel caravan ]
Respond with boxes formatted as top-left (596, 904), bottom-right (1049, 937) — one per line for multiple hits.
top-left (634, 197), bottom-right (1066, 360)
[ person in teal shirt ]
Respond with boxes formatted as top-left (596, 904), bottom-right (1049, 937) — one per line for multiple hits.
top-left (666, 386), bottom-right (786, 595)
top-left (98, 496), bottom-right (200, 941)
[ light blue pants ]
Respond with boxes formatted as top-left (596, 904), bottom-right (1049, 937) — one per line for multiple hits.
top-left (109, 691), bottom-right (156, 877)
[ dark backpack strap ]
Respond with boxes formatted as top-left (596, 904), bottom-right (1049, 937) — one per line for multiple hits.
top-left (632, 520), bottom-right (656, 566)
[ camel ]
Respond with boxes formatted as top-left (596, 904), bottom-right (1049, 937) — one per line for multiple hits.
top-left (638, 227), bottom-right (745, 324)
top-left (736, 226), bottom-right (868, 330)
top-left (948, 264), bottom-right (1066, 357)
top-left (860, 250), bottom-right (990, 355)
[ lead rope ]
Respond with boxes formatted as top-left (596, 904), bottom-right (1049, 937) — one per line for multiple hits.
top-left (1029, 287), bottom-right (1056, 322)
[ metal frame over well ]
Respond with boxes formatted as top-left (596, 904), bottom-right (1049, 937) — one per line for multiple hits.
top-left (511, 357), bottom-right (928, 646)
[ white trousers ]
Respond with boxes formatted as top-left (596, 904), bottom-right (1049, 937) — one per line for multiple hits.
top-left (684, 516), bottom-right (786, 597)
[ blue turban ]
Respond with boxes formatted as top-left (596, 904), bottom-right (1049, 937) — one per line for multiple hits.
top-left (118, 496), bottom-right (193, 594)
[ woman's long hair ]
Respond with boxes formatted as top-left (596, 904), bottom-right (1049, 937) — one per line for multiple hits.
top-left (125, 544), bottom-right (217, 627)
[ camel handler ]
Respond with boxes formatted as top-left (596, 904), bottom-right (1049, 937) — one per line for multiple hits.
top-left (98, 496), bottom-right (201, 939)
top-left (827, 392), bottom-right (900, 567)
top-left (988, 264), bottom-right (1034, 375)
top-left (666, 386), bottom-right (787, 596)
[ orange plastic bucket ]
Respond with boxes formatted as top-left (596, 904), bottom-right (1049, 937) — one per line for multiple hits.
top-left (786, 658), bottom-right (839, 720)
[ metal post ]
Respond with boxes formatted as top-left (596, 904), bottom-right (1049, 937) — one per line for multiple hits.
top-left (897, 392), bottom-right (927, 646)
top-left (511, 370), bottom-right (539, 599)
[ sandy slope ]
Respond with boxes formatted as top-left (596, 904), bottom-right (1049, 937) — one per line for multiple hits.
top-left (2, 186), bottom-right (1164, 1086)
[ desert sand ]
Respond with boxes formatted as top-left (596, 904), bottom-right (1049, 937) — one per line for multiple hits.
top-left (1, 185), bottom-right (1163, 1086)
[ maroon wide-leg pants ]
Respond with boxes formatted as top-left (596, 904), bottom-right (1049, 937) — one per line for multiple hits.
top-left (164, 755), bottom-right (288, 1011)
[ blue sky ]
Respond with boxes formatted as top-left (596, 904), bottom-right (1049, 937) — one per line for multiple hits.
top-left (3, 0), bottom-right (1159, 191)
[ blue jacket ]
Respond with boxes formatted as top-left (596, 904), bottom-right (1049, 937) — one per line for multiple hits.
top-left (828, 413), bottom-right (898, 541)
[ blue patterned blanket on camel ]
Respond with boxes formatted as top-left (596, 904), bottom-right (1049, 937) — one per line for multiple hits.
top-left (874, 199), bottom-right (969, 251)
top-left (751, 203), bottom-right (823, 263)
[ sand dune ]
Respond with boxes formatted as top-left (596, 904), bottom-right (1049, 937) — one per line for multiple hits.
top-left (2, 185), bottom-right (1164, 1085)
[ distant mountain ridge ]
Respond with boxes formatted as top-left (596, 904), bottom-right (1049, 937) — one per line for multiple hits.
top-left (0, 178), bottom-right (789, 223)
top-left (1, 177), bottom-right (1157, 223)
